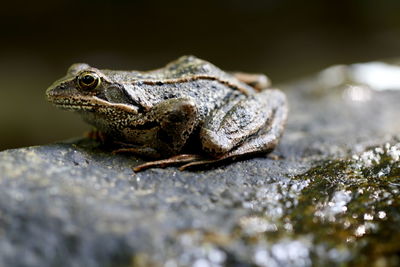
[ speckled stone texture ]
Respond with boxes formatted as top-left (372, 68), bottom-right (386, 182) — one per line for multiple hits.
top-left (1, 63), bottom-right (400, 267)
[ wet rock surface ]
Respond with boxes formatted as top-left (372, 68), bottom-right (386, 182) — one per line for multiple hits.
top-left (1, 62), bottom-right (400, 266)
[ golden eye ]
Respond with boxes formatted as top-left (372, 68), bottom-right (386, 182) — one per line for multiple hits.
top-left (77, 72), bottom-right (101, 90)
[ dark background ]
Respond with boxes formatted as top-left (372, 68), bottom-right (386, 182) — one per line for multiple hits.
top-left (1, 0), bottom-right (400, 151)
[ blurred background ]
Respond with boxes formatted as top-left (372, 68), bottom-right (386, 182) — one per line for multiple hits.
top-left (1, 0), bottom-right (400, 151)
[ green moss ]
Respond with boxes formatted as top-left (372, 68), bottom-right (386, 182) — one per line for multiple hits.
top-left (284, 145), bottom-right (400, 266)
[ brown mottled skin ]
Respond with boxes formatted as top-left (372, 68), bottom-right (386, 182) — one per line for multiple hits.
top-left (46, 56), bottom-right (288, 171)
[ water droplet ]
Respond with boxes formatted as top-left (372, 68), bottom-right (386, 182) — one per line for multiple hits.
top-left (355, 225), bottom-right (366, 236)
top-left (377, 211), bottom-right (387, 219)
top-left (364, 213), bottom-right (374, 221)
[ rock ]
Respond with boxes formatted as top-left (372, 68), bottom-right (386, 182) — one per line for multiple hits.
top-left (1, 62), bottom-right (400, 266)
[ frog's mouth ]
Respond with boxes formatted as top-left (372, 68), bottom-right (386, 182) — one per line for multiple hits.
top-left (47, 95), bottom-right (139, 114)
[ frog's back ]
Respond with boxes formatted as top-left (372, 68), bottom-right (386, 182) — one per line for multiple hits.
top-left (148, 55), bottom-right (257, 95)
top-left (102, 56), bottom-right (256, 95)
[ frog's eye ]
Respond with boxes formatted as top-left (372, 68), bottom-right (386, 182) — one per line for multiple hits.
top-left (77, 72), bottom-right (101, 90)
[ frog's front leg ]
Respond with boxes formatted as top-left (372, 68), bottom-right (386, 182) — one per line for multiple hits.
top-left (152, 97), bottom-right (200, 155)
top-left (116, 97), bottom-right (199, 157)
top-left (182, 89), bottom-right (287, 169)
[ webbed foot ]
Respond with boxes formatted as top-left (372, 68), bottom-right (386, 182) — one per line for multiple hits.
top-left (132, 154), bottom-right (205, 172)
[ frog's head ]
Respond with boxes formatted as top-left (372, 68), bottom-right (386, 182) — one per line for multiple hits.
top-left (46, 63), bottom-right (139, 114)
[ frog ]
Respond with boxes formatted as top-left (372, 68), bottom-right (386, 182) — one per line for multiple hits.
top-left (46, 55), bottom-right (288, 171)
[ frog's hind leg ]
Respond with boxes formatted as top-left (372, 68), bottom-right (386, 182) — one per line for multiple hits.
top-left (218, 92), bottom-right (287, 160)
top-left (201, 89), bottom-right (287, 156)
top-left (225, 89), bottom-right (288, 158)
top-left (188, 89), bottom-right (288, 170)
top-left (232, 72), bottom-right (271, 91)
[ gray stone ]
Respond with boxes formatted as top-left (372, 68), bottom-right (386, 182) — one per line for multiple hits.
top-left (1, 62), bottom-right (400, 267)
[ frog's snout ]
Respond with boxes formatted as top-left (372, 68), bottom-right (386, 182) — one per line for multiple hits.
top-left (46, 83), bottom-right (64, 99)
